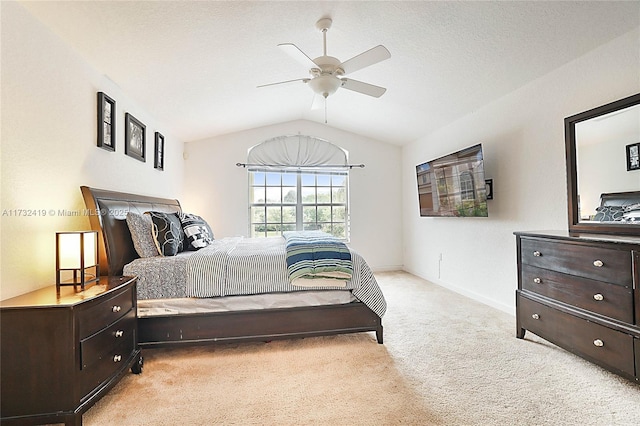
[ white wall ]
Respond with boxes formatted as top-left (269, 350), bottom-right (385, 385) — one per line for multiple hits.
top-left (0, 3), bottom-right (184, 299)
top-left (183, 120), bottom-right (403, 271)
top-left (576, 110), bottom-right (640, 216)
top-left (402, 28), bottom-right (640, 314)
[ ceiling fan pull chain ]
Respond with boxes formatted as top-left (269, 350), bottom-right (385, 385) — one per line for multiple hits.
top-left (324, 97), bottom-right (328, 124)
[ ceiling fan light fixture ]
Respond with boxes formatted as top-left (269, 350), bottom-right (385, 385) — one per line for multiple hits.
top-left (308, 75), bottom-right (342, 98)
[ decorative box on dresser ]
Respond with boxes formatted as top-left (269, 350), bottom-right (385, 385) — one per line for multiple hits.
top-left (515, 231), bottom-right (640, 382)
top-left (0, 276), bottom-right (142, 426)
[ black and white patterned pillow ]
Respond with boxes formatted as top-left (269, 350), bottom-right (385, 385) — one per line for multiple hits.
top-left (126, 212), bottom-right (160, 257)
top-left (146, 211), bottom-right (185, 256)
top-left (593, 205), bottom-right (625, 222)
top-left (623, 203), bottom-right (640, 223)
top-left (179, 213), bottom-right (214, 250)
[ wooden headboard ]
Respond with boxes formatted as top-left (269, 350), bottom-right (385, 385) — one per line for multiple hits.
top-left (80, 186), bottom-right (181, 276)
top-left (600, 191), bottom-right (640, 207)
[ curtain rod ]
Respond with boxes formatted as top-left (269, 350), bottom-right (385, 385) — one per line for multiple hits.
top-left (235, 163), bottom-right (365, 169)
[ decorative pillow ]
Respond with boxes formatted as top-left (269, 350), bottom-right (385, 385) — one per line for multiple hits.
top-left (179, 213), bottom-right (214, 250)
top-left (146, 211), bottom-right (185, 256)
top-left (593, 205), bottom-right (624, 222)
top-left (126, 212), bottom-right (160, 257)
top-left (622, 203), bottom-right (640, 223)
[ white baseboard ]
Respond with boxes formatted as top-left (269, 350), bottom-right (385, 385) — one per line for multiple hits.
top-left (400, 267), bottom-right (515, 316)
top-left (371, 265), bottom-right (404, 273)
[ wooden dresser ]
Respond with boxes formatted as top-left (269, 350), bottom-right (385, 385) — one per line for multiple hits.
top-left (515, 231), bottom-right (640, 382)
top-left (0, 276), bottom-right (142, 425)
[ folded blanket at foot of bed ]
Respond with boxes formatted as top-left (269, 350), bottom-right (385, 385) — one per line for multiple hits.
top-left (283, 231), bottom-right (353, 283)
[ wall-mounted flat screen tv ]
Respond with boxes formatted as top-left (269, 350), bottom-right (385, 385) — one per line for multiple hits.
top-left (416, 143), bottom-right (488, 217)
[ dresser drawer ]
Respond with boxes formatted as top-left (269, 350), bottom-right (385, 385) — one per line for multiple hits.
top-left (81, 308), bottom-right (136, 370)
top-left (78, 286), bottom-right (135, 339)
top-left (520, 238), bottom-right (632, 286)
top-left (518, 295), bottom-right (635, 376)
top-left (521, 264), bottom-right (633, 323)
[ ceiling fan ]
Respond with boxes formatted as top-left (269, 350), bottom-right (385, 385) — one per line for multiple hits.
top-left (258, 17), bottom-right (391, 106)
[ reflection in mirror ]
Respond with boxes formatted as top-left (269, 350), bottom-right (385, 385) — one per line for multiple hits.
top-left (575, 103), bottom-right (640, 222)
top-left (565, 93), bottom-right (640, 236)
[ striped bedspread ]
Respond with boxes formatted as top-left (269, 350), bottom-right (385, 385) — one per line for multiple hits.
top-left (283, 231), bottom-right (353, 282)
top-left (185, 236), bottom-right (386, 318)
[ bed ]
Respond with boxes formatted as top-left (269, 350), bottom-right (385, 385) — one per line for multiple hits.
top-left (80, 186), bottom-right (385, 348)
top-left (592, 191), bottom-right (640, 223)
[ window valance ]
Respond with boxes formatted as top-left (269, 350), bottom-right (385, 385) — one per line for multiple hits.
top-left (237, 135), bottom-right (363, 172)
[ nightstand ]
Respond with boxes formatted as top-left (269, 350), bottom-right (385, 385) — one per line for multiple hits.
top-left (1, 276), bottom-right (142, 426)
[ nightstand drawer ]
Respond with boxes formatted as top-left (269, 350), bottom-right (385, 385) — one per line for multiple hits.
top-left (518, 295), bottom-right (635, 376)
top-left (80, 333), bottom-right (136, 398)
top-left (78, 285), bottom-right (135, 338)
top-left (521, 264), bottom-right (633, 323)
top-left (520, 238), bottom-right (632, 286)
top-left (81, 308), bottom-right (136, 370)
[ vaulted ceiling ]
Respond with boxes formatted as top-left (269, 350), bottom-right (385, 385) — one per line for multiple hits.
top-left (18, 1), bottom-right (640, 145)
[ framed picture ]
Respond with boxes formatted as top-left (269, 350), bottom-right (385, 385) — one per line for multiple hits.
top-left (125, 113), bottom-right (146, 162)
top-left (154, 132), bottom-right (164, 170)
top-left (97, 92), bottom-right (115, 151)
top-left (626, 142), bottom-right (640, 171)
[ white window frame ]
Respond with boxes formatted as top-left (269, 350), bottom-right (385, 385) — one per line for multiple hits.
top-left (459, 171), bottom-right (476, 201)
top-left (248, 169), bottom-right (349, 240)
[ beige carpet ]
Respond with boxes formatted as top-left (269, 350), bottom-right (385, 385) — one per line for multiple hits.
top-left (84, 271), bottom-right (640, 425)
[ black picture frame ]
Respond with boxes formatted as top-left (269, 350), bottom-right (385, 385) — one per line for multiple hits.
top-left (626, 142), bottom-right (640, 171)
top-left (154, 132), bottom-right (164, 170)
top-left (125, 113), bottom-right (146, 162)
top-left (97, 92), bottom-right (115, 151)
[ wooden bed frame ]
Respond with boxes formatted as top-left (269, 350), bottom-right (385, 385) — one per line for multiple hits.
top-left (80, 186), bottom-right (383, 348)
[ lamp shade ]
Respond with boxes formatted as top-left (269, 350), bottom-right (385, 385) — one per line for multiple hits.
top-left (56, 231), bottom-right (99, 291)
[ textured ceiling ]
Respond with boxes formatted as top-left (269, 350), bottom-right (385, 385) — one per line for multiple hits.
top-left (18, 1), bottom-right (640, 146)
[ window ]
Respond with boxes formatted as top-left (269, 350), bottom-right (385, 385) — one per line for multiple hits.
top-left (459, 171), bottom-right (476, 201)
top-left (249, 170), bottom-right (349, 239)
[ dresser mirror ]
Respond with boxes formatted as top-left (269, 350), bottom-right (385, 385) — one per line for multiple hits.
top-left (565, 93), bottom-right (640, 236)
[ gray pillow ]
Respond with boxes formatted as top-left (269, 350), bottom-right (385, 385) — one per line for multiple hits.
top-left (126, 212), bottom-right (159, 257)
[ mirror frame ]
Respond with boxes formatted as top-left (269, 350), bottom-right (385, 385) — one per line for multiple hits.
top-left (565, 92), bottom-right (640, 236)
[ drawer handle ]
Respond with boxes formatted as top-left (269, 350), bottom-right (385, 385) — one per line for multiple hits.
top-left (533, 277), bottom-right (542, 284)
top-left (533, 251), bottom-right (542, 257)
top-left (593, 293), bottom-right (604, 301)
top-left (531, 313), bottom-right (540, 320)
top-left (112, 305), bottom-right (122, 313)
top-left (593, 260), bottom-right (604, 267)
top-left (115, 330), bottom-right (124, 338)
top-left (593, 339), bottom-right (604, 347)
top-left (113, 355), bottom-right (122, 362)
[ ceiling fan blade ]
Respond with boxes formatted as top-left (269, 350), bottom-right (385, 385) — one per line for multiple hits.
top-left (340, 45), bottom-right (390, 74)
top-left (310, 94), bottom-right (324, 110)
top-left (341, 78), bottom-right (387, 98)
top-left (257, 78), bottom-right (309, 88)
top-left (278, 43), bottom-right (318, 69)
